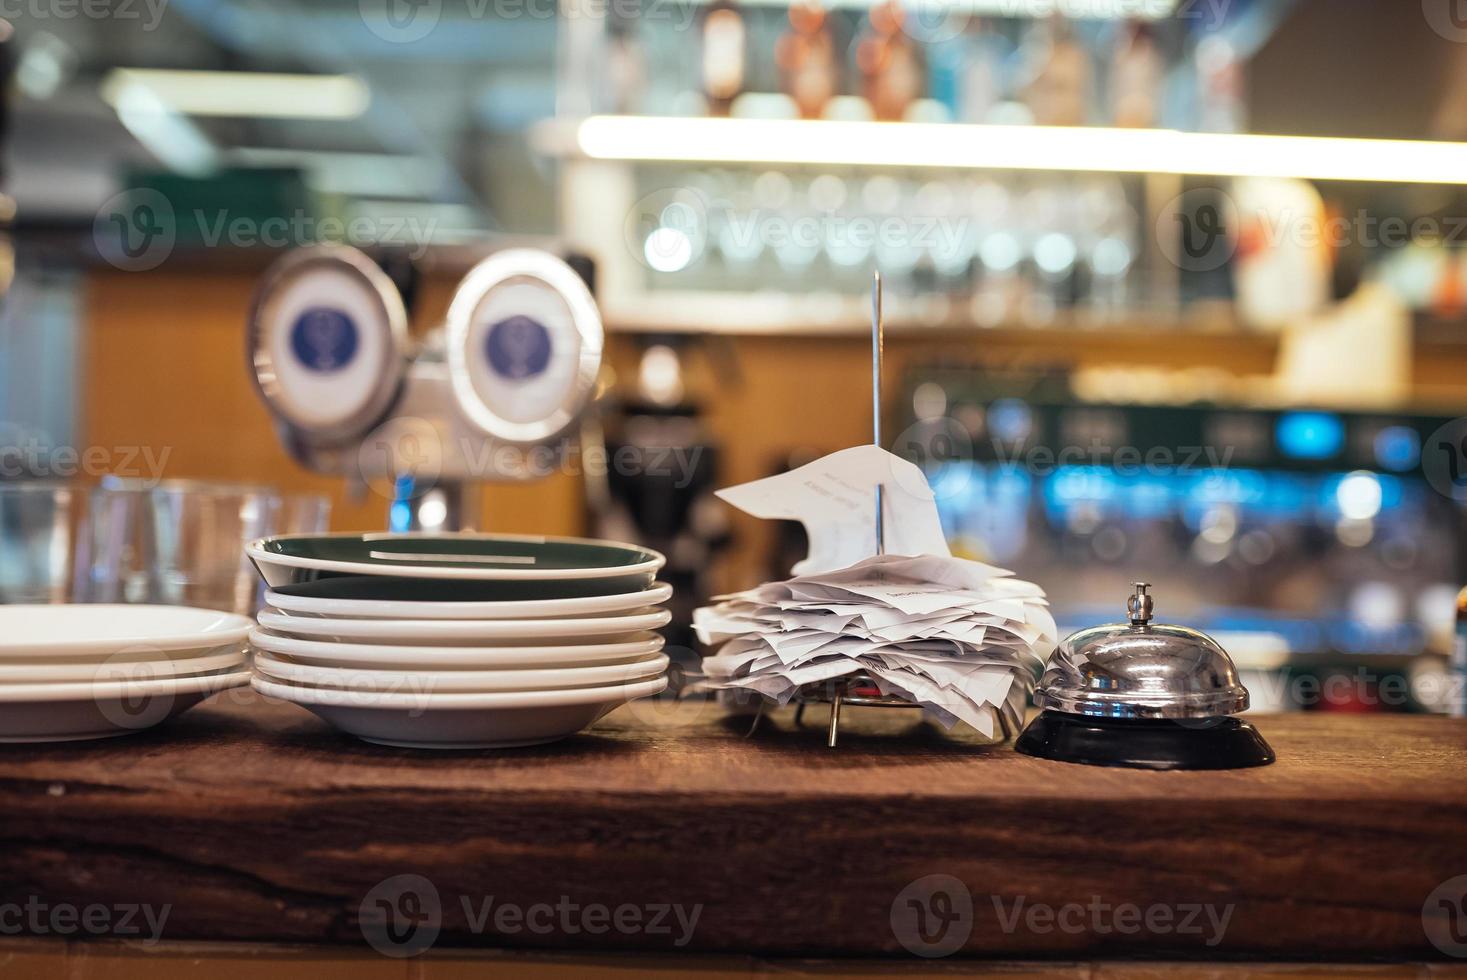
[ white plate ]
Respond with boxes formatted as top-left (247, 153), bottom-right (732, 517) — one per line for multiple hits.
top-left (264, 581), bottom-right (675, 621)
top-left (250, 629), bottom-right (666, 669)
top-left (0, 669), bottom-right (250, 743)
top-left (0, 605), bottom-right (253, 660)
top-left (253, 674), bottom-right (667, 749)
top-left (256, 607), bottom-right (672, 644)
top-left (0, 668), bottom-right (251, 703)
top-left (253, 650), bottom-right (668, 693)
top-left (0, 648), bottom-right (247, 684)
top-left (247, 532), bottom-right (665, 584)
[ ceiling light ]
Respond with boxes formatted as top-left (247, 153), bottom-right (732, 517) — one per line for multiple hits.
top-left (102, 69), bottom-right (370, 120)
top-left (574, 116), bottom-right (1467, 186)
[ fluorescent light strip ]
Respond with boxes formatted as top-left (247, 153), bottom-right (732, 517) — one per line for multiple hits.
top-left (102, 69), bottom-right (370, 121)
top-left (107, 77), bottom-right (217, 176)
top-left (576, 116), bottom-right (1467, 185)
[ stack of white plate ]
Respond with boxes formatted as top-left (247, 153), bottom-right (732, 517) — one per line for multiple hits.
top-left (0, 604), bottom-right (252, 743)
top-left (245, 532), bottom-right (673, 749)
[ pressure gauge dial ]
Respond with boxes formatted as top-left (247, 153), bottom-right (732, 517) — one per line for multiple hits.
top-left (445, 249), bottom-right (603, 444)
top-left (247, 245), bottom-right (409, 446)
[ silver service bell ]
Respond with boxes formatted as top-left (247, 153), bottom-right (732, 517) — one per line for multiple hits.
top-left (1015, 583), bottom-right (1275, 771)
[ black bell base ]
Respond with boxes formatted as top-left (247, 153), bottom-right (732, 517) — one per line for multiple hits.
top-left (1014, 710), bottom-right (1276, 771)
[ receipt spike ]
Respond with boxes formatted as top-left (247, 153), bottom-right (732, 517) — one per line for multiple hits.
top-left (873, 270), bottom-right (885, 558)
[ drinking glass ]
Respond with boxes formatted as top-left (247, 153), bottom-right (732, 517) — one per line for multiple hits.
top-left (0, 481), bottom-right (80, 603)
top-left (81, 478), bottom-right (330, 614)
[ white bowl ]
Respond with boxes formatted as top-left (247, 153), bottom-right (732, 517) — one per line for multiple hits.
top-left (264, 581), bottom-right (675, 621)
top-left (253, 650), bottom-right (668, 693)
top-left (256, 607), bottom-right (672, 645)
top-left (0, 669), bottom-right (250, 743)
top-left (0, 648), bottom-right (247, 684)
top-left (249, 629), bottom-right (666, 669)
top-left (252, 673), bottom-right (668, 749)
top-left (0, 605), bottom-right (252, 660)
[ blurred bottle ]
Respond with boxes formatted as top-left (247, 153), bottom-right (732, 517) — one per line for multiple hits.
top-left (1110, 21), bottom-right (1162, 128)
top-left (701, 0), bottom-right (745, 117)
top-left (970, 180), bottom-right (1021, 326)
top-left (929, 19), bottom-right (1013, 124)
top-left (1233, 177), bottom-right (1332, 329)
top-left (1429, 250), bottom-right (1467, 321)
top-left (0, 19), bottom-right (14, 298)
top-left (776, 3), bottom-right (838, 121)
top-left (1454, 585), bottom-right (1467, 717)
top-left (1017, 16), bottom-right (1092, 127)
top-left (1195, 34), bottom-right (1245, 133)
top-left (605, 24), bottom-right (647, 115)
top-left (855, 1), bottom-right (924, 122)
top-left (1020, 183), bottom-right (1078, 321)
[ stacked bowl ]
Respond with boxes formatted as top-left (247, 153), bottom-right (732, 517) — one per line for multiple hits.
top-left (244, 532), bottom-right (672, 749)
top-left (0, 604), bottom-right (252, 742)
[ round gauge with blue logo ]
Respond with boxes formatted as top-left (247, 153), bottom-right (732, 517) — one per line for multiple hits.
top-left (484, 315), bottom-right (552, 380)
top-left (290, 307), bottom-right (359, 373)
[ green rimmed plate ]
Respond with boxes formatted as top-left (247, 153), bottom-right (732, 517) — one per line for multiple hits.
top-left (246, 532), bottom-right (664, 589)
top-left (266, 575), bottom-right (661, 604)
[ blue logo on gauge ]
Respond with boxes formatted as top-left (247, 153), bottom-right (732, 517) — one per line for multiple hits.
top-left (485, 315), bottom-right (552, 380)
top-left (290, 307), bottom-right (358, 373)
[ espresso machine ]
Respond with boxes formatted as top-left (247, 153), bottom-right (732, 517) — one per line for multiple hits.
top-left (247, 244), bottom-right (604, 531)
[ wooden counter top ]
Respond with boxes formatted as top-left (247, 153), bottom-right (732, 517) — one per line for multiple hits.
top-left (1, 692), bottom-right (1464, 963)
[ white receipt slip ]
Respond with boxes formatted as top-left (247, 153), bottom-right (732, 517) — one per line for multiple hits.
top-left (695, 449), bottom-right (1056, 741)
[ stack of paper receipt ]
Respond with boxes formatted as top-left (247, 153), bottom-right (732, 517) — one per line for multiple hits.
top-left (694, 445), bottom-right (1056, 738)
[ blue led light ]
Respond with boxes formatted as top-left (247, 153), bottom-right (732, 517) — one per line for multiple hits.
top-left (1276, 411), bottom-right (1345, 460)
top-left (1320, 471), bottom-right (1404, 517)
top-left (1124, 476), bottom-right (1173, 519)
top-left (1373, 425), bottom-right (1421, 472)
top-left (988, 399), bottom-right (1034, 444)
top-left (389, 474), bottom-right (417, 532)
top-left (991, 469), bottom-right (1032, 498)
top-left (939, 462), bottom-right (1415, 532)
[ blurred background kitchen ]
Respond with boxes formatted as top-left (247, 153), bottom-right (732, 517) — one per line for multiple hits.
top-left (3, 0), bottom-right (1467, 713)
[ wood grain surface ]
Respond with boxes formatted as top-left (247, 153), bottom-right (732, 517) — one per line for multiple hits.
top-left (0, 692), bottom-right (1464, 963)
top-left (5, 940), bottom-right (1467, 979)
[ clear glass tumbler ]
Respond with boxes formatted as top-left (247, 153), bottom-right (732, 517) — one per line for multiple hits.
top-left (81, 478), bottom-right (330, 614)
top-left (0, 481), bottom-right (80, 603)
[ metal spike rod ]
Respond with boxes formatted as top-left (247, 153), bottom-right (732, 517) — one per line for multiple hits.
top-left (872, 270), bottom-right (885, 557)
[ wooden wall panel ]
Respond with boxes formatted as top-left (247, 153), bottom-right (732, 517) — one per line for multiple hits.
top-left (79, 269), bottom-right (583, 537)
top-left (78, 265), bottom-right (1467, 588)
